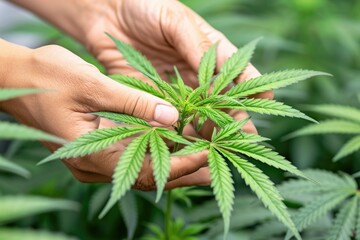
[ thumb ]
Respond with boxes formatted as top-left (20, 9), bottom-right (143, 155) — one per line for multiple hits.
top-left (94, 74), bottom-right (179, 126)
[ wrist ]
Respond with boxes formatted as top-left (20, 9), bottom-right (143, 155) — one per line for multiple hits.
top-left (0, 39), bottom-right (32, 89)
top-left (9, 0), bottom-right (110, 44)
top-left (0, 39), bottom-right (32, 112)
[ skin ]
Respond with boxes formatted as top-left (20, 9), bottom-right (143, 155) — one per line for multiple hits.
top-left (2, 0), bottom-right (273, 190)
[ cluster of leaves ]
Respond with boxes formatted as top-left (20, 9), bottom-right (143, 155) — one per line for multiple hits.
top-left (279, 169), bottom-right (360, 240)
top-left (287, 104), bottom-right (360, 161)
top-left (0, 89), bottom-right (78, 240)
top-left (41, 33), bottom-right (328, 238)
top-left (182, 169), bottom-right (359, 240)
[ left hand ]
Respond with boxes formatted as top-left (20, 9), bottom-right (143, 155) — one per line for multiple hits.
top-left (80, 0), bottom-right (273, 136)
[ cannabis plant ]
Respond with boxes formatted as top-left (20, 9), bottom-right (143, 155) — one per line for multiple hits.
top-left (41, 34), bottom-right (328, 239)
top-left (0, 89), bottom-right (78, 240)
top-left (278, 169), bottom-right (360, 240)
top-left (287, 104), bottom-right (360, 161)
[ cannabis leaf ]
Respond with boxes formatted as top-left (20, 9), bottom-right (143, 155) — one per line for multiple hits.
top-left (287, 104), bottom-right (360, 161)
top-left (218, 149), bottom-right (300, 239)
top-left (100, 132), bottom-right (151, 218)
top-left (110, 75), bottom-right (164, 98)
top-left (94, 112), bottom-right (151, 127)
top-left (107, 33), bottom-right (180, 103)
top-left (211, 38), bottom-right (260, 95)
top-left (39, 126), bottom-right (148, 164)
top-left (225, 70), bottom-right (330, 98)
top-left (216, 98), bottom-right (316, 122)
top-left (279, 170), bottom-right (358, 240)
top-left (208, 147), bottom-right (234, 237)
top-left (327, 197), bottom-right (357, 240)
top-left (150, 131), bottom-right (171, 202)
top-left (198, 43), bottom-right (217, 86)
top-left (173, 120), bottom-right (303, 238)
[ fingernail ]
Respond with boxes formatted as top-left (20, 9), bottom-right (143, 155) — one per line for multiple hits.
top-left (154, 104), bottom-right (179, 125)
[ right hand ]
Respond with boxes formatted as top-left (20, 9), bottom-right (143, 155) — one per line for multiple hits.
top-left (0, 42), bottom-right (210, 188)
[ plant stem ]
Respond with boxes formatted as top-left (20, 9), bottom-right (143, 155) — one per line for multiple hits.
top-left (165, 121), bottom-right (185, 240)
top-left (165, 189), bottom-right (173, 240)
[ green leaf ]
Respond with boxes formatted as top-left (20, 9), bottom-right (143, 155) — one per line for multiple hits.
top-left (225, 70), bottom-right (330, 98)
top-left (172, 140), bottom-right (210, 156)
top-left (149, 131), bottom-right (171, 202)
top-left (212, 38), bottom-right (260, 95)
top-left (219, 142), bottom-right (306, 179)
top-left (304, 104), bottom-right (360, 124)
top-left (107, 34), bottom-right (180, 102)
top-left (187, 82), bottom-right (210, 105)
top-left (327, 197), bottom-right (357, 240)
top-left (198, 44), bottom-right (217, 86)
top-left (196, 107), bottom-right (233, 126)
top-left (286, 190), bottom-right (353, 238)
top-left (0, 196), bottom-right (79, 224)
top-left (39, 127), bottom-right (147, 164)
top-left (208, 147), bottom-right (234, 237)
top-left (119, 192), bottom-right (138, 240)
top-left (0, 155), bottom-right (30, 178)
top-left (109, 74), bottom-right (164, 98)
top-left (93, 112), bottom-right (151, 127)
top-left (100, 132), bottom-right (150, 218)
top-left (173, 66), bottom-right (188, 100)
top-left (218, 148), bottom-right (301, 240)
top-left (155, 128), bottom-right (191, 145)
top-left (279, 173), bottom-right (355, 201)
top-left (181, 223), bottom-right (208, 237)
top-left (88, 185), bottom-right (111, 220)
top-left (333, 135), bottom-right (360, 161)
top-left (195, 114), bottom-right (208, 131)
top-left (0, 88), bottom-right (45, 101)
top-left (0, 228), bottom-right (77, 240)
top-left (0, 122), bottom-right (65, 144)
top-left (219, 132), bottom-right (269, 143)
top-left (302, 169), bottom-right (357, 190)
top-left (212, 118), bottom-right (249, 142)
top-left (218, 98), bottom-right (316, 122)
top-left (356, 197), bottom-right (360, 240)
top-left (106, 34), bottom-right (159, 81)
top-left (285, 120), bottom-right (360, 140)
top-left (195, 94), bottom-right (241, 107)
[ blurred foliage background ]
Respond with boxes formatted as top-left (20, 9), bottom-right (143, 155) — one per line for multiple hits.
top-left (1, 0), bottom-right (359, 239)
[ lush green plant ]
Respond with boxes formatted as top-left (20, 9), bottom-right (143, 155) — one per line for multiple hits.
top-left (287, 104), bottom-right (360, 161)
top-left (0, 89), bottom-right (78, 240)
top-left (40, 33), bottom-right (328, 239)
top-left (187, 169), bottom-right (359, 240)
top-left (279, 169), bottom-right (360, 240)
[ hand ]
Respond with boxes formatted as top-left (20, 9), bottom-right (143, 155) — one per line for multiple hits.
top-left (82, 0), bottom-right (274, 136)
top-left (0, 41), bottom-right (210, 188)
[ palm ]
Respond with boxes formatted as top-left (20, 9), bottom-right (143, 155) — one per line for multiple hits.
top-left (87, 0), bottom-right (207, 87)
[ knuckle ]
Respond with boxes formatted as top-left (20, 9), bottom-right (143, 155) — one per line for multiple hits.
top-left (133, 169), bottom-right (156, 191)
top-left (131, 95), bottom-right (151, 119)
top-left (133, 179), bottom-right (156, 191)
top-left (198, 39), bottom-right (212, 52)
